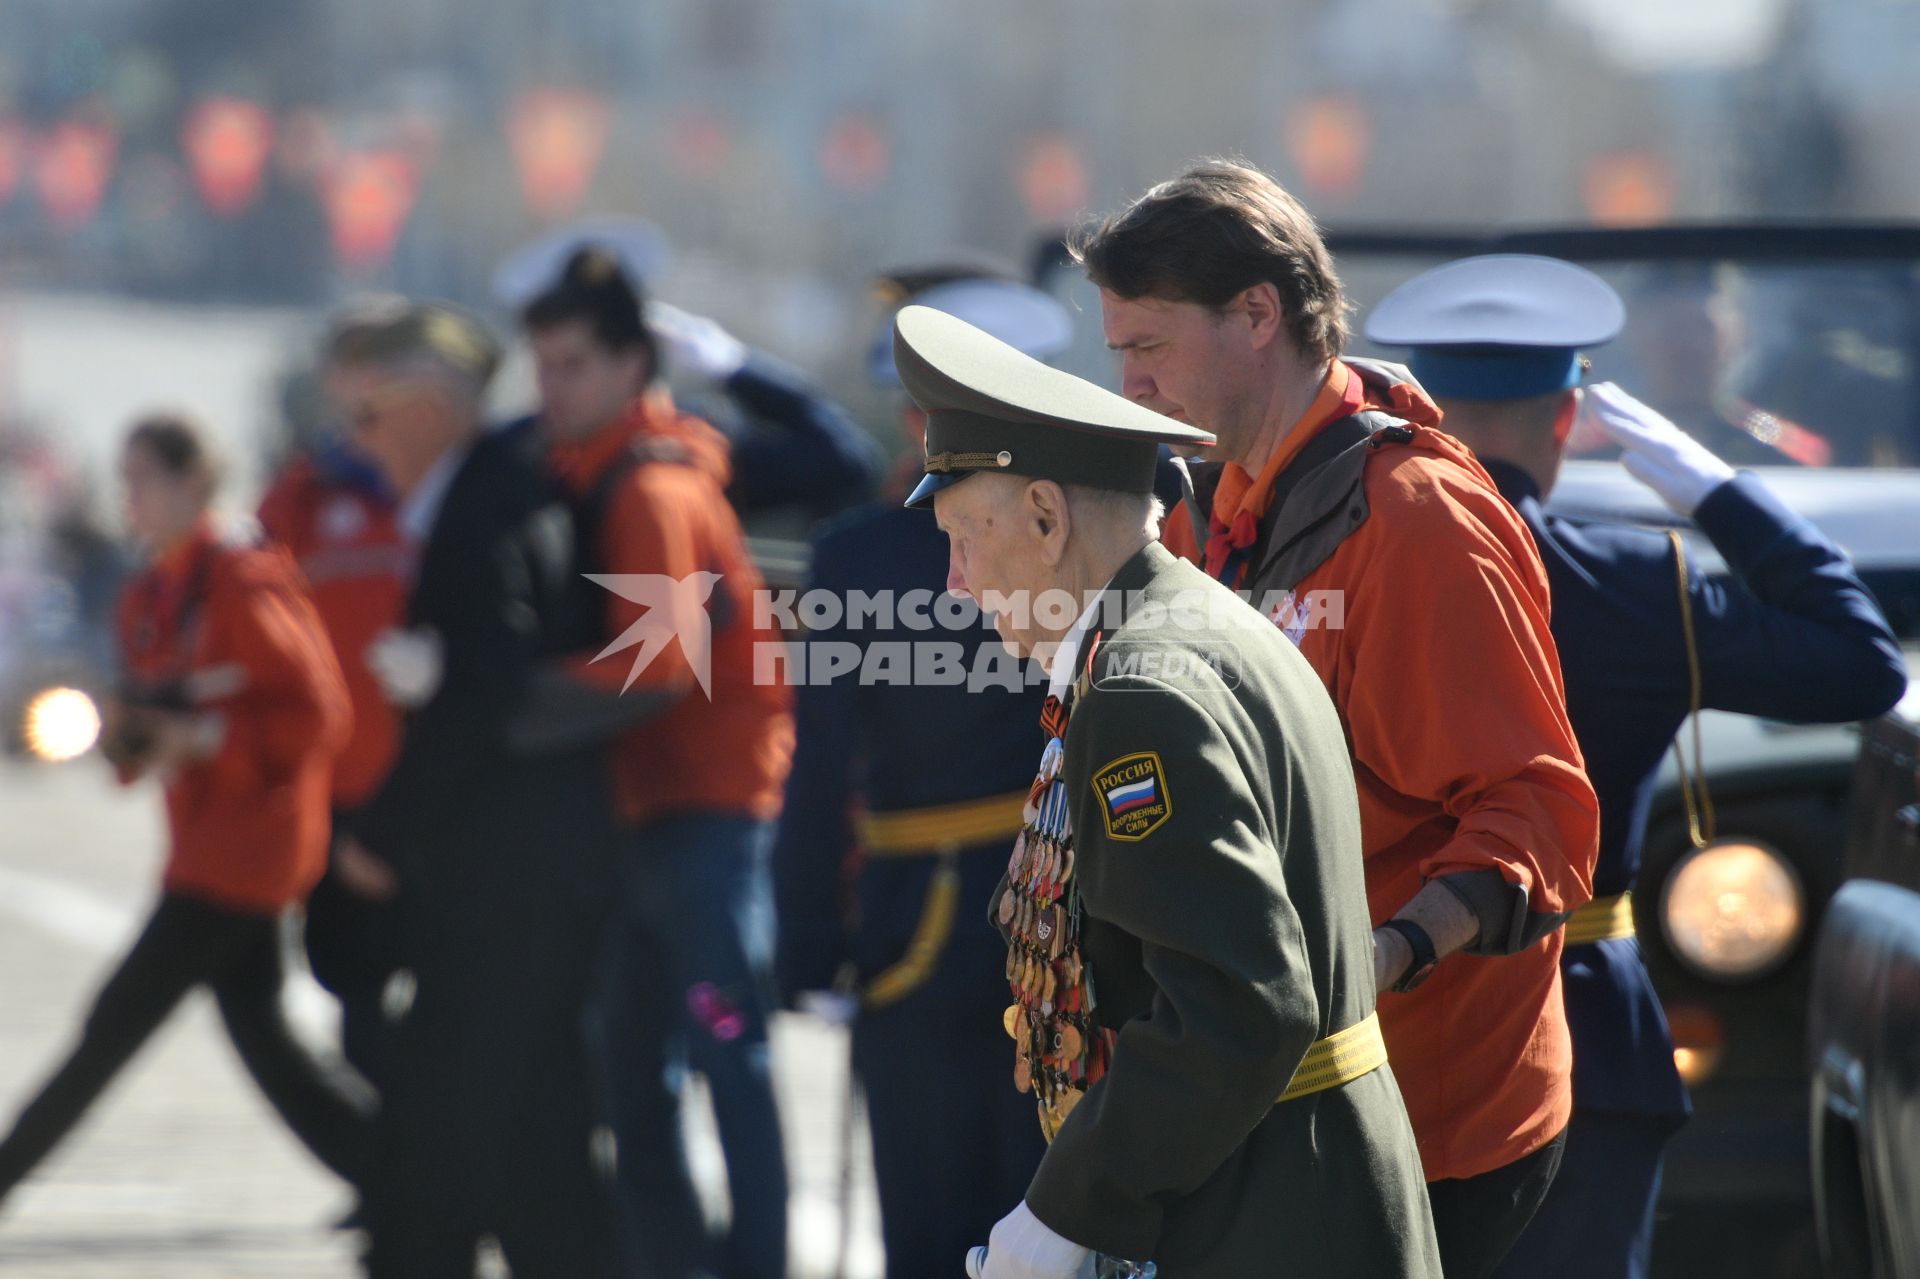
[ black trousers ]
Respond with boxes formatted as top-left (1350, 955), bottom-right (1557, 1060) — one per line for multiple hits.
top-left (360, 880), bottom-right (617, 1279)
top-left (0, 891), bottom-right (373, 1200)
top-left (1427, 1127), bottom-right (1568, 1279)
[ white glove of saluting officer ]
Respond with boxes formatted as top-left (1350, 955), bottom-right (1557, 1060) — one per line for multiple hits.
top-left (966, 1202), bottom-right (1093, 1279)
top-left (646, 299), bottom-right (749, 382)
top-left (1577, 382), bottom-right (1735, 517)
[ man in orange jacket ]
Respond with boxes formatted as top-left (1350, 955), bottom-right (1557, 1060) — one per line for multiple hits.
top-left (1073, 161), bottom-right (1599, 1279)
top-left (521, 248), bottom-right (795, 1279)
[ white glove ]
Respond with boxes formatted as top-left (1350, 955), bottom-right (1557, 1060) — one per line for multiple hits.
top-left (1578, 382), bottom-right (1735, 517)
top-left (365, 626), bottom-right (444, 709)
top-left (796, 990), bottom-right (860, 1027)
top-left (647, 299), bottom-right (749, 382)
top-left (976, 1201), bottom-right (1093, 1279)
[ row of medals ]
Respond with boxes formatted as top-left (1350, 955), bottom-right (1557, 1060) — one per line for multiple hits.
top-left (999, 733), bottom-right (1111, 1142)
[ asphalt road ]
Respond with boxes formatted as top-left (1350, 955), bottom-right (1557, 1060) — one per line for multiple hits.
top-left (0, 760), bottom-right (885, 1278)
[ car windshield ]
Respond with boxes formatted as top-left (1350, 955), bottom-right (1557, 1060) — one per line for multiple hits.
top-left (1337, 249), bottom-right (1920, 470)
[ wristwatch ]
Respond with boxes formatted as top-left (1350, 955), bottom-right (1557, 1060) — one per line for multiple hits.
top-left (1378, 918), bottom-right (1439, 993)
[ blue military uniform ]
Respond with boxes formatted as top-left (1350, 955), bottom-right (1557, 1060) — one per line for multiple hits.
top-left (712, 350), bottom-right (886, 514)
top-left (1368, 255), bottom-right (1908, 1279)
top-left (774, 276), bottom-right (1077, 1277)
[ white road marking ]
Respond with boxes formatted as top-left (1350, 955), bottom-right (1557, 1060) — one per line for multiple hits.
top-left (0, 864), bottom-right (137, 954)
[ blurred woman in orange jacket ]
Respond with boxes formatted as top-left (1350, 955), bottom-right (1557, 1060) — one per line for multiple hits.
top-left (0, 414), bottom-right (373, 1211)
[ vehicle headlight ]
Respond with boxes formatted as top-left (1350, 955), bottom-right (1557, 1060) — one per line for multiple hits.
top-left (1661, 839), bottom-right (1804, 981)
top-left (22, 686), bottom-right (102, 763)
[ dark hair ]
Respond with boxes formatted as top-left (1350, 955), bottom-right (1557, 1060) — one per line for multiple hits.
top-left (126, 412), bottom-right (222, 489)
top-left (522, 247), bottom-right (659, 377)
top-left (1070, 160), bottom-right (1350, 362)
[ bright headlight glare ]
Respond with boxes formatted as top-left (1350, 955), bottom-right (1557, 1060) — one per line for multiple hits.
top-left (1661, 840), bottom-right (1804, 980)
top-left (22, 686), bottom-right (103, 763)
top-left (23, 686), bottom-right (104, 762)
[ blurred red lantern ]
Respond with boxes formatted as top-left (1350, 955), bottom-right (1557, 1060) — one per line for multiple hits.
top-left (0, 120), bottom-right (24, 204)
top-left (1286, 96), bottom-right (1370, 200)
top-left (181, 96), bottom-right (275, 217)
top-left (819, 112), bottom-right (889, 194)
top-left (35, 116), bottom-right (118, 231)
top-left (1020, 134), bottom-right (1090, 224)
top-left (322, 149), bottom-right (419, 271)
top-left (1583, 151), bottom-right (1674, 227)
top-left (507, 88), bottom-right (609, 219)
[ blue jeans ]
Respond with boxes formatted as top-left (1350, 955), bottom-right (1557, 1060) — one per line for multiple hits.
top-left (590, 813), bottom-right (788, 1279)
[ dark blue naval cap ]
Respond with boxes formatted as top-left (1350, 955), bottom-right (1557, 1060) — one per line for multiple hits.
top-left (1364, 254), bottom-right (1626, 401)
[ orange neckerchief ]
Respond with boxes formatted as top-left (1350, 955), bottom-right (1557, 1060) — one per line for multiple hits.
top-left (547, 388), bottom-right (675, 497)
top-left (1202, 362), bottom-right (1365, 583)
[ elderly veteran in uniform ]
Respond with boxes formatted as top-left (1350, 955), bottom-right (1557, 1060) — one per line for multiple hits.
top-left (1366, 255), bottom-right (1907, 1279)
top-left (894, 304), bottom-right (1441, 1279)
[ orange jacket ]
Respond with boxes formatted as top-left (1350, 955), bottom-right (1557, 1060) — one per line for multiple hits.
top-left (550, 393), bottom-right (794, 826)
top-left (1165, 361), bottom-right (1598, 1181)
top-left (116, 521), bottom-right (352, 914)
top-left (256, 455), bottom-right (411, 810)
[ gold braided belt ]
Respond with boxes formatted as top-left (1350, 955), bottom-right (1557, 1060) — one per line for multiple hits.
top-left (1276, 1012), bottom-right (1389, 1104)
top-left (858, 791), bottom-right (1031, 1011)
top-left (859, 790), bottom-right (1029, 856)
top-left (1563, 892), bottom-right (1636, 946)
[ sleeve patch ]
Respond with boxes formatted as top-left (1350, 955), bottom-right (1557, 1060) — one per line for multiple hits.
top-left (1090, 751), bottom-right (1172, 841)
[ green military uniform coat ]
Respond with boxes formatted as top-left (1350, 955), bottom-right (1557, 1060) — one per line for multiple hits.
top-left (1015, 543), bottom-right (1440, 1278)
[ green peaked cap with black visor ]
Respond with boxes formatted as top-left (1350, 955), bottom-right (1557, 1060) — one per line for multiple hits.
top-left (895, 304), bottom-right (1215, 508)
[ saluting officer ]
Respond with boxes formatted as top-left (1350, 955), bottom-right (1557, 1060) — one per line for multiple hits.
top-left (897, 305), bottom-right (1441, 1279)
top-left (774, 272), bottom-right (1075, 1277)
top-left (1365, 254), bottom-right (1908, 1279)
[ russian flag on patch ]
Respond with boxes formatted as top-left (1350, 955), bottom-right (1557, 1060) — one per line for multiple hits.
top-left (1106, 775), bottom-right (1159, 817)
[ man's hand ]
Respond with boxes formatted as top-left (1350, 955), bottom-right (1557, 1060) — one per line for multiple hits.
top-left (1372, 926), bottom-right (1413, 994)
top-left (1578, 382), bottom-right (1735, 517)
top-left (365, 627), bottom-right (444, 709)
top-left (977, 1201), bottom-right (1092, 1279)
top-left (334, 836), bottom-right (400, 902)
top-left (647, 300), bottom-right (749, 382)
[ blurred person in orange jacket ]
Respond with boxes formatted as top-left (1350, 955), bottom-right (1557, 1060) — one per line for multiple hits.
top-left (1075, 162), bottom-right (1600, 1279)
top-left (0, 412), bottom-right (373, 1213)
top-left (521, 249), bottom-right (795, 1279)
top-left (256, 331), bottom-right (413, 1165)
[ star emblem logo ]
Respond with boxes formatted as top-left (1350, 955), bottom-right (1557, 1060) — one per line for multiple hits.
top-left (585, 572), bottom-right (724, 698)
